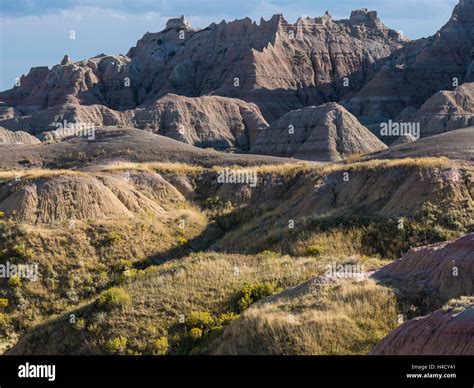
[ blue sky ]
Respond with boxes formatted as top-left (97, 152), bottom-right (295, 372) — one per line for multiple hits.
top-left (0, 0), bottom-right (458, 91)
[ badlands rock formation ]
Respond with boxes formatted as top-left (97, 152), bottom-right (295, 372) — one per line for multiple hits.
top-left (0, 2), bottom-right (472, 153)
top-left (0, 170), bottom-right (186, 224)
top-left (1, 103), bottom-right (132, 137)
top-left (370, 232), bottom-right (474, 355)
top-left (126, 9), bottom-right (405, 121)
top-left (372, 233), bottom-right (474, 300)
top-left (347, 0), bottom-right (474, 125)
top-left (1, 54), bottom-right (136, 111)
top-left (132, 94), bottom-right (268, 149)
top-left (60, 55), bottom-right (73, 66)
top-left (0, 127), bottom-right (290, 170)
top-left (0, 9), bottom-right (406, 126)
top-left (366, 127), bottom-right (474, 161)
top-left (166, 15), bottom-right (192, 30)
top-left (411, 82), bottom-right (474, 137)
top-left (0, 126), bottom-right (40, 145)
top-left (390, 133), bottom-right (417, 146)
top-left (370, 298), bottom-right (474, 355)
top-left (0, 95), bottom-right (268, 149)
top-left (250, 102), bottom-right (387, 161)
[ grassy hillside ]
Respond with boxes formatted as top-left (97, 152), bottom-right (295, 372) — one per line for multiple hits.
top-left (0, 156), bottom-right (472, 355)
top-left (209, 279), bottom-right (399, 355)
top-left (6, 251), bottom-right (387, 355)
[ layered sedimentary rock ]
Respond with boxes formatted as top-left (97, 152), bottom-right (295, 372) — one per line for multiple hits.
top-left (1, 103), bottom-right (133, 138)
top-left (127, 10), bottom-right (406, 121)
top-left (132, 94), bottom-right (268, 149)
top-left (0, 54), bottom-right (136, 112)
top-left (366, 127), bottom-right (474, 161)
top-left (250, 102), bottom-right (387, 161)
top-left (412, 82), bottom-right (474, 137)
top-left (0, 9), bottom-right (406, 123)
top-left (0, 94), bottom-right (268, 149)
top-left (373, 233), bottom-right (474, 300)
top-left (390, 133), bottom-right (417, 146)
top-left (0, 127), bottom-right (289, 170)
top-left (370, 232), bottom-right (474, 355)
top-left (0, 171), bottom-right (187, 224)
top-left (60, 55), bottom-right (73, 66)
top-left (0, 126), bottom-right (40, 145)
top-left (347, 0), bottom-right (474, 125)
top-left (0, 2), bottom-right (471, 150)
top-left (370, 299), bottom-right (474, 355)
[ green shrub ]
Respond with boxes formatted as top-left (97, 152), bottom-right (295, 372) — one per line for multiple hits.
top-left (185, 312), bottom-right (214, 330)
top-left (7, 276), bottom-right (22, 288)
top-left (144, 266), bottom-right (159, 275)
top-left (98, 270), bottom-right (109, 283)
top-left (0, 312), bottom-right (11, 332)
top-left (236, 282), bottom-right (279, 312)
top-left (73, 318), bottom-right (86, 331)
top-left (179, 311), bottom-right (239, 352)
top-left (119, 269), bottom-right (138, 283)
top-left (305, 244), bottom-right (326, 257)
top-left (189, 327), bottom-right (203, 339)
top-left (115, 259), bottom-right (133, 272)
top-left (97, 287), bottom-right (131, 309)
top-left (105, 231), bottom-right (122, 246)
top-left (0, 298), bottom-right (8, 310)
top-left (257, 250), bottom-right (279, 259)
top-left (87, 323), bottom-right (99, 334)
top-left (204, 196), bottom-right (221, 208)
top-left (152, 336), bottom-right (169, 355)
top-left (106, 336), bottom-right (127, 354)
top-left (217, 312), bottom-right (239, 326)
top-left (178, 236), bottom-right (188, 246)
top-left (10, 244), bottom-right (34, 260)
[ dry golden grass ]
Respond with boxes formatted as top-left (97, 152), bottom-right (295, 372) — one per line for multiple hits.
top-left (214, 157), bottom-right (453, 178)
top-left (9, 252), bottom-right (388, 355)
top-left (0, 155), bottom-right (466, 355)
top-left (121, 252), bottom-right (382, 319)
top-left (279, 228), bottom-right (367, 257)
top-left (0, 207), bottom-right (210, 342)
top-left (0, 169), bottom-right (87, 180)
top-left (321, 157), bottom-right (453, 175)
top-left (225, 162), bottom-right (314, 175)
top-left (343, 152), bottom-right (365, 163)
top-left (211, 279), bottom-right (399, 355)
top-left (97, 252), bottom-right (334, 345)
top-left (0, 157), bottom-right (454, 184)
top-left (442, 296), bottom-right (474, 313)
top-left (99, 161), bottom-right (204, 175)
top-left (100, 161), bottom-right (312, 177)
